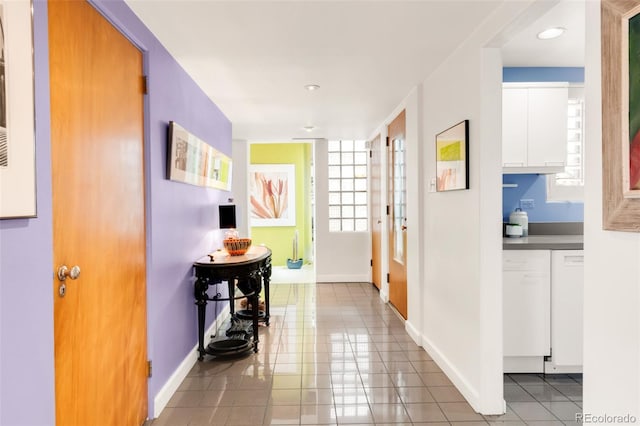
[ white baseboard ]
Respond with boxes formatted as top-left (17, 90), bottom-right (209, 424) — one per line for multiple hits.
top-left (421, 334), bottom-right (481, 412)
top-left (316, 274), bottom-right (370, 283)
top-left (504, 356), bottom-right (544, 373)
top-left (153, 305), bottom-right (230, 418)
top-left (405, 320), bottom-right (422, 347)
top-left (379, 288), bottom-right (389, 303)
top-left (544, 361), bottom-right (582, 374)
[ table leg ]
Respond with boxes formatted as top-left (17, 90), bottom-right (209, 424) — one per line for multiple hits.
top-left (252, 287), bottom-right (259, 352)
top-left (194, 277), bottom-right (209, 361)
top-left (263, 266), bottom-right (271, 326)
top-left (227, 279), bottom-right (235, 317)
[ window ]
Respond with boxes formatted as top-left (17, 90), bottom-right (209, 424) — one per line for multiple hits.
top-left (328, 140), bottom-right (368, 232)
top-left (547, 91), bottom-right (585, 202)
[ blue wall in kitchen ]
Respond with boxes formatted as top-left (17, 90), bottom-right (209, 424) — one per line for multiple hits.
top-left (502, 174), bottom-right (584, 223)
top-left (502, 67), bottom-right (584, 223)
top-left (503, 67), bottom-right (584, 83)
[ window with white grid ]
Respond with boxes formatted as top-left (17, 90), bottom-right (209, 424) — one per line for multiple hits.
top-left (328, 140), bottom-right (368, 232)
top-left (547, 89), bottom-right (585, 202)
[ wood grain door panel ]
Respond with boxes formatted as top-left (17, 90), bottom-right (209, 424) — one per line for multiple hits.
top-left (49, 1), bottom-right (148, 424)
top-left (370, 135), bottom-right (382, 290)
top-left (387, 111), bottom-right (407, 319)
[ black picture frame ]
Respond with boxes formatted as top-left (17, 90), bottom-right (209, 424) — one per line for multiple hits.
top-left (435, 119), bottom-right (469, 192)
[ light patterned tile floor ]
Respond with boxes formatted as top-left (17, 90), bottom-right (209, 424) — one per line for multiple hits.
top-left (150, 282), bottom-right (582, 425)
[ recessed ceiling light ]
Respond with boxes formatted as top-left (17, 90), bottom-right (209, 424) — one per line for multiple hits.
top-left (304, 84), bottom-right (320, 91)
top-left (303, 126), bottom-right (315, 132)
top-left (537, 27), bottom-right (566, 40)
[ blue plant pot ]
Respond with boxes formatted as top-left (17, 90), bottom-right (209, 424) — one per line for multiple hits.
top-left (286, 258), bottom-right (303, 269)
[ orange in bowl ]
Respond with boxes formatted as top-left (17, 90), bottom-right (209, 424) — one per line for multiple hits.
top-left (223, 238), bottom-right (252, 256)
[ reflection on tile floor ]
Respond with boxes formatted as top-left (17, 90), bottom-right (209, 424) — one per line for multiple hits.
top-left (503, 373), bottom-right (582, 425)
top-left (150, 282), bottom-right (583, 425)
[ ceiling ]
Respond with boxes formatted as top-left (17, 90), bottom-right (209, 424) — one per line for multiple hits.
top-left (501, 0), bottom-right (585, 67)
top-left (125, 0), bottom-right (584, 142)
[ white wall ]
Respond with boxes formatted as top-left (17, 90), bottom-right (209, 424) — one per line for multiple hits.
top-left (583, 1), bottom-right (640, 419)
top-left (366, 0), bottom-right (542, 414)
top-left (315, 139), bottom-right (371, 282)
top-left (420, 44), bottom-right (502, 413)
top-left (231, 139), bottom-right (250, 238)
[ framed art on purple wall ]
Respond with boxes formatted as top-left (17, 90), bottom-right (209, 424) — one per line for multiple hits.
top-left (602, 0), bottom-right (640, 231)
top-left (0, 0), bottom-right (36, 218)
top-left (167, 121), bottom-right (232, 191)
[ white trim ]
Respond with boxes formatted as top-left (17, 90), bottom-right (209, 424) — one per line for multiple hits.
top-left (544, 361), bottom-right (582, 374)
top-left (421, 334), bottom-right (481, 412)
top-left (315, 274), bottom-right (370, 283)
top-left (405, 320), bottom-right (422, 347)
top-left (503, 356), bottom-right (545, 373)
top-left (152, 306), bottom-right (230, 419)
top-left (379, 288), bottom-right (389, 303)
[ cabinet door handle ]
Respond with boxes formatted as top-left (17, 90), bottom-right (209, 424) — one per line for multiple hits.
top-left (544, 161), bottom-right (565, 166)
top-left (503, 162), bottom-right (525, 167)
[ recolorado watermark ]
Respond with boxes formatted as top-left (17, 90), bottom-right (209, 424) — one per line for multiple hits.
top-left (576, 413), bottom-right (637, 424)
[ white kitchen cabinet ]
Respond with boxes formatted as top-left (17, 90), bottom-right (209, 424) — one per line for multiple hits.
top-left (503, 250), bottom-right (551, 373)
top-left (547, 250), bottom-right (584, 373)
top-left (502, 83), bottom-right (569, 174)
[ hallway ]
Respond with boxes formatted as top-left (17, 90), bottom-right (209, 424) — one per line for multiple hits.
top-left (151, 283), bottom-right (575, 425)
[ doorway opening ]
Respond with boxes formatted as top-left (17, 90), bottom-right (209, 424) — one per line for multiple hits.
top-left (499, 0), bottom-right (585, 420)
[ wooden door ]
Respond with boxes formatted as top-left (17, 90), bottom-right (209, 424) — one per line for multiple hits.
top-left (49, 1), bottom-right (148, 425)
top-left (387, 111), bottom-right (407, 319)
top-left (370, 135), bottom-right (382, 290)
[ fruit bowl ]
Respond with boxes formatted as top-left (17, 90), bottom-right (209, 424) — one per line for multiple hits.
top-left (223, 238), bottom-right (252, 256)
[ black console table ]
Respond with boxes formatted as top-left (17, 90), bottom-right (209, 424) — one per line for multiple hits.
top-left (193, 245), bottom-right (271, 360)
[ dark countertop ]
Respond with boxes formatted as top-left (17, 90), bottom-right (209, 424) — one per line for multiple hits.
top-left (503, 234), bottom-right (584, 250)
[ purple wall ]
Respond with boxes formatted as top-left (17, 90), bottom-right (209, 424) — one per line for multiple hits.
top-left (0, 1), bottom-right (232, 423)
top-left (0, 2), bottom-right (55, 424)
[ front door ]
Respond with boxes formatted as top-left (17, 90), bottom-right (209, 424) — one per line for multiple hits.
top-left (370, 135), bottom-right (382, 290)
top-left (49, 1), bottom-right (148, 424)
top-left (387, 111), bottom-right (407, 319)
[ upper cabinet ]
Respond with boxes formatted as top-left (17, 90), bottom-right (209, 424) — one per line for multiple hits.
top-left (502, 83), bottom-right (569, 174)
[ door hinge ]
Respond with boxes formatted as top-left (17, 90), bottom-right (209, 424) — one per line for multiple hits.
top-left (369, 150), bottom-right (372, 158)
top-left (370, 259), bottom-right (373, 267)
top-left (386, 205), bottom-right (390, 215)
top-left (386, 136), bottom-right (390, 147)
top-left (147, 360), bottom-right (152, 378)
top-left (142, 75), bottom-right (149, 95)
top-left (386, 273), bottom-right (390, 283)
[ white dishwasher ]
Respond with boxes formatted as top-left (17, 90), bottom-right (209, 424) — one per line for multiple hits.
top-left (503, 250), bottom-right (551, 373)
top-left (546, 250), bottom-right (584, 373)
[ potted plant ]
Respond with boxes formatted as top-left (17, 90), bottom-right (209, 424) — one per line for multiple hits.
top-left (286, 230), bottom-right (303, 269)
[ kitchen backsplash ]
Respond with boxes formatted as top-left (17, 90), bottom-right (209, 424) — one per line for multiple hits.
top-left (503, 174), bottom-right (584, 223)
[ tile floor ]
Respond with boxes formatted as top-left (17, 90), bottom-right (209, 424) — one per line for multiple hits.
top-left (151, 282), bottom-right (582, 425)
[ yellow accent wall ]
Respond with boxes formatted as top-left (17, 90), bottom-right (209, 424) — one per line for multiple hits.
top-left (250, 143), bottom-right (313, 266)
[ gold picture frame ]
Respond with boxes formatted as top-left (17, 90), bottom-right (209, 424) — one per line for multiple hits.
top-left (602, 0), bottom-right (640, 231)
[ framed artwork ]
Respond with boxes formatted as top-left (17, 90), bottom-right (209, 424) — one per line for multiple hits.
top-left (435, 120), bottom-right (469, 192)
top-left (167, 121), bottom-right (232, 191)
top-left (0, 1), bottom-right (36, 218)
top-left (602, 0), bottom-right (640, 231)
top-left (249, 164), bottom-right (296, 227)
